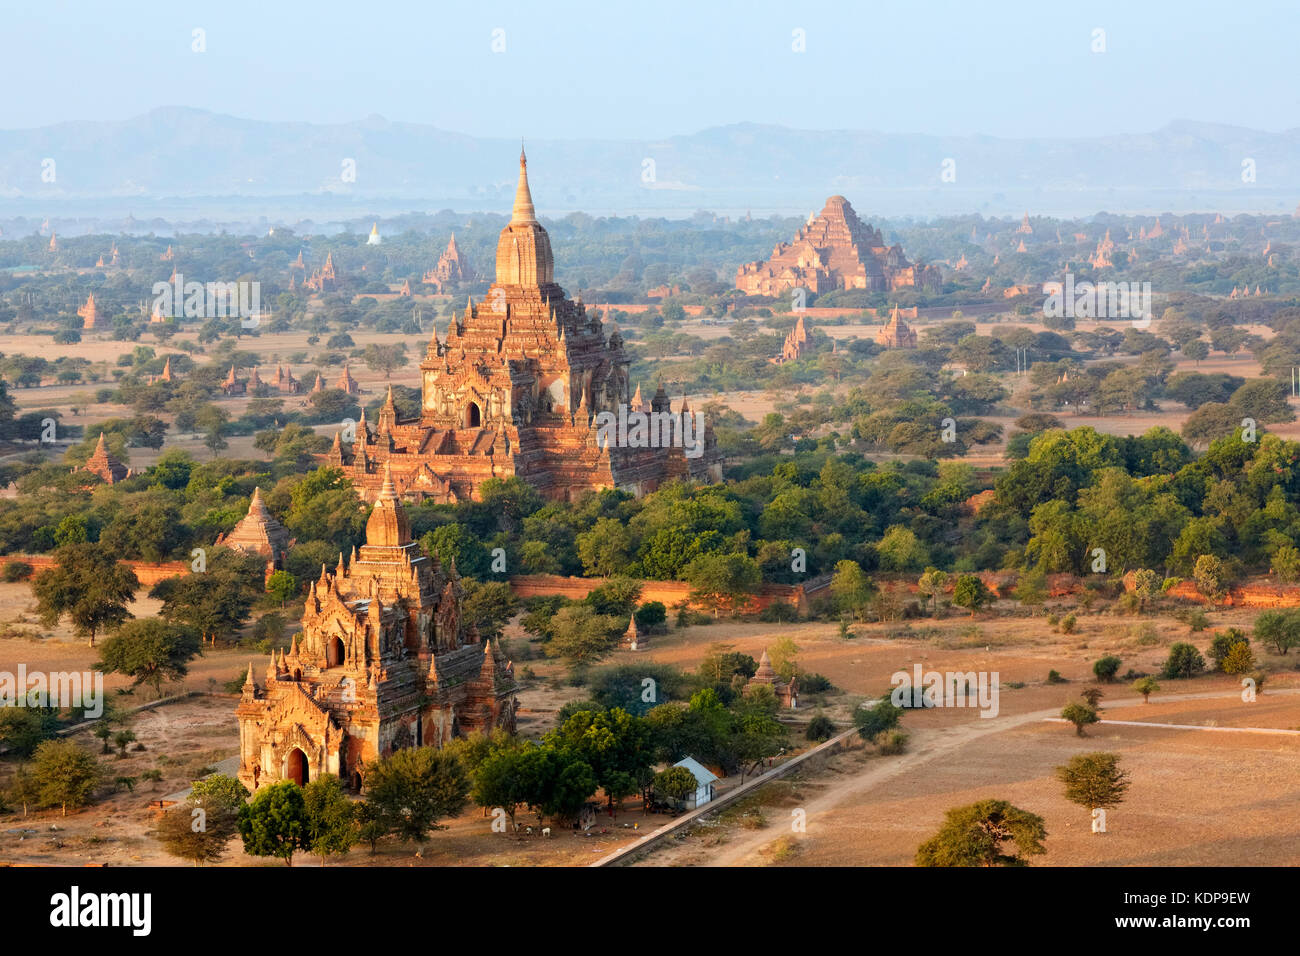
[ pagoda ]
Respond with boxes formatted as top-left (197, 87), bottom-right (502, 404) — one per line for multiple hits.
top-left (235, 464), bottom-right (517, 793)
top-left (745, 649), bottom-right (797, 708)
top-left (423, 233), bottom-right (475, 291)
top-left (77, 293), bottom-right (99, 329)
top-left (215, 487), bottom-right (293, 576)
top-left (325, 149), bottom-right (720, 503)
top-left (876, 304), bottom-right (918, 349)
top-left (79, 433), bottom-right (129, 484)
top-left (771, 314), bottom-right (810, 364)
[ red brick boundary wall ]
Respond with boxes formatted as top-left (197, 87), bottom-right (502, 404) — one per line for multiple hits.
top-left (507, 573), bottom-right (831, 615)
top-left (2, 553), bottom-right (190, 586)
top-left (1123, 571), bottom-right (1300, 609)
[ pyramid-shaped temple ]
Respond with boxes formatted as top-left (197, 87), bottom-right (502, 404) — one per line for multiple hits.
top-left (236, 464), bottom-right (517, 792)
top-left (735, 195), bottom-right (941, 297)
top-left (326, 149), bottom-right (721, 503)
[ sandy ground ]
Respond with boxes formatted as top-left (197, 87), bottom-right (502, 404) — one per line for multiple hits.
top-left (4, 577), bottom-right (1297, 866)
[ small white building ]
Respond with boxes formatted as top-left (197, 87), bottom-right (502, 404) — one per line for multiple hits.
top-left (672, 756), bottom-right (720, 810)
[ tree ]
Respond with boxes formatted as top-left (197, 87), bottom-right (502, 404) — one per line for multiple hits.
top-left (683, 552), bottom-right (761, 616)
top-left (1056, 752), bottom-right (1130, 827)
top-left (876, 525), bottom-right (928, 572)
top-left (831, 560), bottom-right (874, 618)
top-left (854, 697), bottom-right (903, 741)
top-left (1182, 339), bottom-right (1209, 365)
top-left (1253, 609), bottom-right (1300, 655)
top-left (543, 605), bottom-right (621, 668)
top-left (1161, 642), bottom-right (1206, 679)
top-left (1221, 642), bottom-right (1256, 674)
top-left (805, 714), bottom-right (836, 742)
top-left (1132, 676), bottom-right (1159, 702)
top-left (1131, 568), bottom-right (1161, 612)
top-left (303, 775), bottom-right (357, 865)
top-left (32, 542), bottom-right (139, 646)
top-left (31, 740), bottom-right (102, 816)
top-left (237, 780), bottom-right (310, 866)
top-left (952, 574), bottom-right (995, 617)
top-left (353, 801), bottom-right (388, 855)
top-left (1192, 554), bottom-right (1228, 603)
top-left (1273, 545), bottom-right (1300, 583)
top-left (363, 747), bottom-right (470, 852)
top-left (363, 342), bottom-right (407, 379)
top-left (545, 707), bottom-right (652, 815)
top-left (96, 619), bottom-right (202, 696)
top-left (461, 580), bottom-right (519, 642)
top-left (653, 766), bottom-right (699, 803)
top-left (917, 568), bottom-right (950, 616)
top-left (151, 560), bottom-right (258, 646)
top-left (1061, 702), bottom-right (1099, 736)
top-left (915, 800), bottom-right (1047, 867)
top-left (265, 570), bottom-right (298, 608)
top-left (1092, 655), bottom-right (1122, 683)
top-left (472, 745), bottom-right (534, 832)
top-left (768, 635), bottom-right (800, 683)
top-left (157, 783), bottom-right (241, 865)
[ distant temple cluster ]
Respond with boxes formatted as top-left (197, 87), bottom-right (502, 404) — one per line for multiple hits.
top-left (221, 364), bottom-right (303, 396)
top-left (236, 465), bottom-right (517, 793)
top-left (736, 195), bottom-right (941, 297)
top-left (322, 149), bottom-right (721, 504)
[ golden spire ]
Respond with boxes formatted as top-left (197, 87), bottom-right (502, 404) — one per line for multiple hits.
top-left (512, 145), bottom-right (536, 224)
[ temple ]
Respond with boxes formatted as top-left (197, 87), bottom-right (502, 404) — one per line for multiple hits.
top-left (78, 433), bottom-right (130, 484)
top-left (215, 487), bottom-right (292, 575)
top-left (236, 464), bottom-right (517, 793)
top-left (772, 315), bottom-right (810, 364)
top-left (746, 649), bottom-right (798, 708)
top-left (735, 195), bottom-right (941, 297)
top-left (423, 233), bottom-right (475, 291)
top-left (876, 305), bottom-right (918, 349)
top-left (325, 150), bottom-right (721, 503)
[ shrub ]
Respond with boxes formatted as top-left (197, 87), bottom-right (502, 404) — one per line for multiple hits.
top-left (876, 730), bottom-right (908, 755)
top-left (1161, 642), bottom-right (1206, 679)
top-left (799, 673), bottom-right (833, 694)
top-left (854, 698), bottom-right (902, 740)
top-left (1060, 614), bottom-right (1077, 634)
top-left (1046, 669), bottom-right (1067, 684)
top-left (1207, 629), bottom-right (1249, 671)
top-left (1220, 642), bottom-right (1256, 675)
top-left (805, 715), bottom-right (836, 742)
top-left (2, 560), bottom-right (33, 582)
top-left (1061, 702), bottom-right (1099, 736)
top-left (1093, 656), bottom-right (1122, 683)
top-left (1132, 676), bottom-right (1159, 702)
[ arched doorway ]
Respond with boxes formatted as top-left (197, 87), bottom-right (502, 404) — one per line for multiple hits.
top-left (328, 637), bottom-right (344, 667)
top-left (465, 402), bottom-right (482, 427)
top-left (286, 748), bottom-right (309, 787)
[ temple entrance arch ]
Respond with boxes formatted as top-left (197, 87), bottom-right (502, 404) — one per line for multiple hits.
top-left (465, 402), bottom-right (482, 427)
top-left (328, 637), bottom-right (344, 667)
top-left (286, 748), bottom-right (309, 787)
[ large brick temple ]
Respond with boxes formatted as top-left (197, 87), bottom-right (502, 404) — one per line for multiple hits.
top-left (735, 195), bottom-right (942, 297)
top-left (235, 464), bottom-right (517, 793)
top-left (324, 149), bottom-right (721, 504)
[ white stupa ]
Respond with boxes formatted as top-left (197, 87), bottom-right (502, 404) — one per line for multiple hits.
top-left (367, 222), bottom-right (381, 245)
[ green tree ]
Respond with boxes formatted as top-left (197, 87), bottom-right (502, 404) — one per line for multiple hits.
top-left (1161, 642), bottom-right (1206, 679)
top-left (96, 619), bottom-right (202, 696)
top-left (303, 775), bottom-right (357, 865)
top-left (32, 542), bottom-right (139, 646)
top-left (157, 787), bottom-right (241, 866)
top-left (151, 560), bottom-right (257, 646)
top-left (652, 766), bottom-right (699, 802)
top-left (917, 568), bottom-right (950, 616)
top-left (1061, 702), bottom-right (1099, 736)
top-left (363, 747), bottom-right (470, 852)
top-left (1055, 752), bottom-right (1131, 826)
top-left (265, 570), bottom-right (298, 608)
top-left (1132, 676), bottom-right (1159, 702)
top-left (1254, 609), bottom-right (1300, 655)
top-left (31, 739), bottom-right (102, 816)
top-left (461, 580), bottom-right (519, 642)
top-left (1092, 655), bottom-right (1122, 683)
top-left (1220, 642), bottom-right (1256, 675)
top-left (915, 800), bottom-right (1047, 867)
top-left (683, 552), bottom-right (761, 616)
top-left (237, 780), bottom-right (310, 866)
top-left (952, 574), bottom-right (995, 617)
top-left (831, 560), bottom-right (874, 619)
top-left (543, 605), bottom-right (622, 668)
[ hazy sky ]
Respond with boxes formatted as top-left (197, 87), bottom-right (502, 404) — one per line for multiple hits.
top-left (5, 0), bottom-right (1296, 138)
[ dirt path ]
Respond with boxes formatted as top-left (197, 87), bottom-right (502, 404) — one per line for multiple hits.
top-left (674, 687), bottom-right (1300, 867)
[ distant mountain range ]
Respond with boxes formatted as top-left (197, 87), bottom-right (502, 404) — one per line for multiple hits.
top-left (1, 107), bottom-right (1297, 222)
